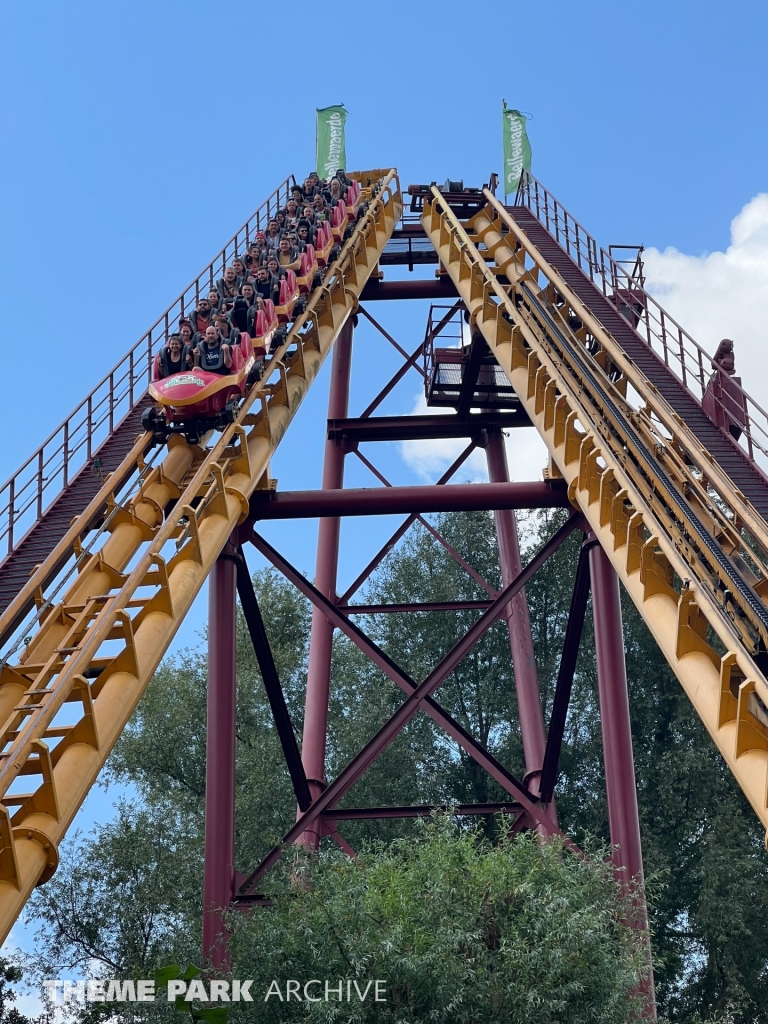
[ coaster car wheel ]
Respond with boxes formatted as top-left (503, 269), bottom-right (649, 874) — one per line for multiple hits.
top-left (142, 406), bottom-right (165, 432)
top-left (273, 326), bottom-right (288, 349)
top-left (223, 398), bottom-right (241, 425)
top-left (247, 361), bottom-right (265, 386)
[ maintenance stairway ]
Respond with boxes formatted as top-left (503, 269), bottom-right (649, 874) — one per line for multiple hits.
top-left (423, 177), bottom-right (768, 835)
top-left (2, 163), bottom-right (768, 944)
top-left (0, 170), bottom-right (402, 938)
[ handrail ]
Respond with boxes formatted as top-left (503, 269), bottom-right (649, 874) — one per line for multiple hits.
top-left (0, 170), bottom-right (402, 940)
top-left (0, 174), bottom-right (296, 559)
top-left (423, 305), bottom-right (464, 403)
top-left (515, 170), bottom-right (768, 469)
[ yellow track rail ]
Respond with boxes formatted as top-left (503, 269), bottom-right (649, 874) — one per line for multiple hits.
top-left (423, 186), bottom-right (768, 837)
top-left (0, 170), bottom-right (401, 940)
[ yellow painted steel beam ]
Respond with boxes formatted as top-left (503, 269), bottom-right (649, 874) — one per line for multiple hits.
top-left (0, 432), bottom-right (156, 650)
top-left (468, 195), bottom-right (768, 659)
top-left (478, 190), bottom-right (768, 570)
top-left (422, 187), bottom-right (768, 839)
top-left (0, 170), bottom-right (402, 941)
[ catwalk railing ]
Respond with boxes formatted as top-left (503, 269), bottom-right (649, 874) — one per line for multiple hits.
top-left (424, 183), bottom-right (768, 835)
top-left (515, 170), bottom-right (768, 466)
top-left (0, 169), bottom-right (402, 942)
top-left (0, 174), bottom-right (296, 560)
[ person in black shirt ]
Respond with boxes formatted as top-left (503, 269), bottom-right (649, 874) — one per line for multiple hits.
top-left (265, 256), bottom-right (283, 286)
top-left (233, 295), bottom-right (249, 330)
top-left (253, 265), bottom-right (278, 309)
top-left (158, 334), bottom-right (191, 378)
top-left (194, 326), bottom-right (232, 375)
top-left (215, 311), bottom-right (241, 348)
top-left (205, 288), bottom-right (220, 315)
top-left (240, 282), bottom-right (256, 310)
top-left (266, 257), bottom-right (287, 306)
top-left (179, 321), bottom-right (195, 349)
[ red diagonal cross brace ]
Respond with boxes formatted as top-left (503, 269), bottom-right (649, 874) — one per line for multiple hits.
top-left (237, 511), bottom-right (583, 893)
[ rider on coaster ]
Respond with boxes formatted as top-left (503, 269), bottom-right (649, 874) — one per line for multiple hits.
top-left (158, 334), bottom-right (192, 378)
top-left (194, 325), bottom-right (232, 375)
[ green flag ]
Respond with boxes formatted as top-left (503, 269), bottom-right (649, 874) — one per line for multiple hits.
top-left (501, 103), bottom-right (532, 196)
top-left (316, 105), bottom-right (347, 179)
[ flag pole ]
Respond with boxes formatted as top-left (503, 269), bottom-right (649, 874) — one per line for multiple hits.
top-left (502, 100), bottom-right (508, 202)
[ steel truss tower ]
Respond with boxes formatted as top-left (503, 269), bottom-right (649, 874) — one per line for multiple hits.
top-left (13, 168), bottom-right (768, 1020)
top-left (202, 181), bottom-right (656, 1012)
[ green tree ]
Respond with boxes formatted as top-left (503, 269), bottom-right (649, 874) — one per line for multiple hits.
top-left (19, 511), bottom-right (768, 1021)
top-left (21, 802), bottom-right (200, 984)
top-left (0, 958), bottom-right (42, 1024)
top-left (229, 819), bottom-right (646, 1023)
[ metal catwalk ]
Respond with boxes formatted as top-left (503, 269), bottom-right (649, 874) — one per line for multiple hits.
top-left (4, 167), bottom-right (768, 1017)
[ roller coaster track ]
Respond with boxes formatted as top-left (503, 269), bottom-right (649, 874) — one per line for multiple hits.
top-left (0, 174), bottom-right (299, 637)
top-left (0, 169), bottom-right (401, 940)
top-left (423, 179), bottom-right (768, 834)
top-left (3, 159), bottom-right (768, 949)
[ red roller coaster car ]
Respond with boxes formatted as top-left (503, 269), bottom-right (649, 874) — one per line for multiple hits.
top-left (143, 334), bottom-right (264, 443)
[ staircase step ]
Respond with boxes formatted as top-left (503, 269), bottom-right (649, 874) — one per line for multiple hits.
top-left (0, 396), bottom-right (152, 621)
top-left (509, 207), bottom-right (768, 521)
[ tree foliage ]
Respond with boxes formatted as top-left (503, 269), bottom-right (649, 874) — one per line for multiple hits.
top-left (23, 803), bottom-right (200, 981)
top-left (17, 511), bottom-right (768, 1022)
top-left (231, 819), bottom-right (645, 1023)
top-left (0, 958), bottom-right (41, 1024)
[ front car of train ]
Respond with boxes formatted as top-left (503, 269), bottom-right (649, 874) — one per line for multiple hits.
top-left (144, 333), bottom-right (256, 442)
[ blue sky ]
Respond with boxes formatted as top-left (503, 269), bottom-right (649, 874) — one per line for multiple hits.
top-left (2, 0), bottom-right (768, 990)
top-left (3, 0), bottom-right (768, 515)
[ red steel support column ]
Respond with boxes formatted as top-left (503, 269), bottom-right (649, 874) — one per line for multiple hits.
top-left (588, 537), bottom-right (656, 1017)
top-left (202, 540), bottom-right (238, 969)
top-left (484, 429), bottom-right (549, 800)
top-left (299, 318), bottom-right (354, 844)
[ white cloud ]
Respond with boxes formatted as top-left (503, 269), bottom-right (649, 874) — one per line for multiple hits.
top-left (398, 391), bottom-right (550, 484)
top-left (643, 193), bottom-right (768, 408)
top-left (395, 191), bottom-right (768, 489)
top-left (398, 393), bottom-right (486, 482)
top-left (502, 424), bottom-right (551, 482)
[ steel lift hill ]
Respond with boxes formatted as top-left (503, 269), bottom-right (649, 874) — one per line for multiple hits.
top-left (3, 167), bottom-right (768, 1018)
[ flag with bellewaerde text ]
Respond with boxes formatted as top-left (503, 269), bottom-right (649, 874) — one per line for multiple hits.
top-left (502, 103), bottom-right (532, 196)
top-left (316, 105), bottom-right (347, 180)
